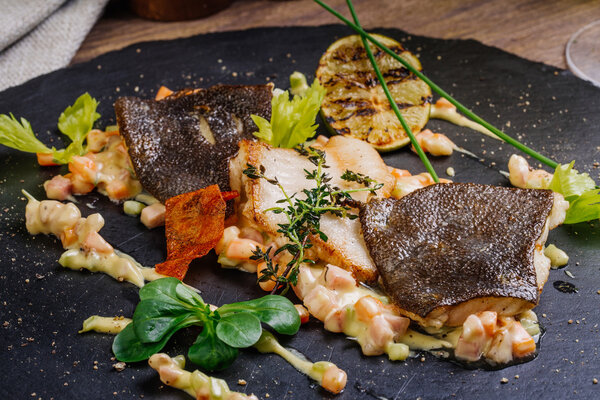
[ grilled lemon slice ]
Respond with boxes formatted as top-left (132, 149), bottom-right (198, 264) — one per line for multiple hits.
top-left (316, 34), bottom-right (431, 151)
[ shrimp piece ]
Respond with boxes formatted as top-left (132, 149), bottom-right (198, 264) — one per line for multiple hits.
top-left (412, 129), bottom-right (455, 156)
top-left (508, 154), bottom-right (553, 189)
top-left (392, 172), bottom-right (451, 198)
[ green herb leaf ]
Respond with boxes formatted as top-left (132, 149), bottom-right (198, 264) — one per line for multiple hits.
top-left (139, 277), bottom-right (202, 308)
top-left (133, 299), bottom-right (197, 343)
top-left (188, 320), bottom-right (238, 371)
top-left (563, 188), bottom-right (600, 224)
top-left (0, 114), bottom-right (53, 154)
top-left (216, 312), bottom-right (262, 348)
top-left (113, 323), bottom-right (180, 363)
top-left (217, 295), bottom-right (300, 335)
top-left (251, 80), bottom-right (326, 148)
top-left (549, 161), bottom-right (596, 201)
top-left (57, 92), bottom-right (100, 158)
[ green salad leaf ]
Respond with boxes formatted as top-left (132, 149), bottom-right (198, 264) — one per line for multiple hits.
top-left (549, 161), bottom-right (600, 224)
top-left (251, 79), bottom-right (326, 148)
top-left (0, 92), bottom-right (100, 164)
top-left (112, 277), bottom-right (300, 372)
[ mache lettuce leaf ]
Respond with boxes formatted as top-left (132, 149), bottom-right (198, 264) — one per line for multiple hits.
top-left (251, 79), bottom-right (326, 148)
top-left (549, 161), bottom-right (600, 224)
top-left (0, 92), bottom-right (100, 164)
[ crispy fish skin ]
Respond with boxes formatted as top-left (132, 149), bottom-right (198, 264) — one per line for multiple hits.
top-left (115, 84), bottom-right (272, 203)
top-left (360, 183), bottom-right (555, 327)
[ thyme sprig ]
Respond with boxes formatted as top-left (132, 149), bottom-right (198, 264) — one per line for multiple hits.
top-left (244, 145), bottom-right (383, 294)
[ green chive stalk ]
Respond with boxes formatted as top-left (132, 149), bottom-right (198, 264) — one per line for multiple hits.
top-left (346, 0), bottom-right (439, 182)
top-left (314, 0), bottom-right (559, 170)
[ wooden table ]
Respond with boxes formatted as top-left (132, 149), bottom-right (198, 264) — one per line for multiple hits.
top-left (74, 0), bottom-right (600, 69)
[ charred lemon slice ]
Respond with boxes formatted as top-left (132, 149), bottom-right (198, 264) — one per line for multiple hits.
top-left (316, 34), bottom-right (432, 151)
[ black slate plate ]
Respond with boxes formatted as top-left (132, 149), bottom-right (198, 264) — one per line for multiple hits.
top-left (1, 25), bottom-right (599, 400)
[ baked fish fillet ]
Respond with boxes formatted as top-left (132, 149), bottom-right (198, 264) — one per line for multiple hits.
top-left (360, 183), bottom-right (568, 328)
top-left (115, 85), bottom-right (272, 203)
top-left (230, 136), bottom-right (395, 283)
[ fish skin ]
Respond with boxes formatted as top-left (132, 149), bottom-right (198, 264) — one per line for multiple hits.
top-left (115, 84), bottom-right (272, 203)
top-left (360, 183), bottom-right (555, 322)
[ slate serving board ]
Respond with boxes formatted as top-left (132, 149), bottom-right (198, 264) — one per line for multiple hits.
top-left (1, 25), bottom-right (599, 400)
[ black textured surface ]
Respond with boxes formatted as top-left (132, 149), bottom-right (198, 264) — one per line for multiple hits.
top-left (1, 25), bottom-right (599, 400)
top-left (360, 183), bottom-right (554, 319)
top-left (115, 85), bottom-right (272, 203)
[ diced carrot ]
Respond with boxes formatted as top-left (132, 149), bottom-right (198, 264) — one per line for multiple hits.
top-left (355, 295), bottom-right (383, 322)
top-left (60, 227), bottom-right (78, 248)
top-left (155, 86), bottom-right (173, 100)
top-left (105, 179), bottom-right (131, 200)
top-left (36, 153), bottom-right (59, 166)
top-left (509, 321), bottom-right (536, 358)
top-left (295, 304), bottom-right (310, 324)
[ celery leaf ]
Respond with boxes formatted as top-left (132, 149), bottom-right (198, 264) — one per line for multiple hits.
top-left (57, 92), bottom-right (100, 160)
top-left (251, 80), bottom-right (326, 148)
top-left (549, 161), bottom-right (600, 223)
top-left (0, 114), bottom-right (52, 154)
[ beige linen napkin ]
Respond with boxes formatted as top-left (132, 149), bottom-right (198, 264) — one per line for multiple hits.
top-left (0, 0), bottom-right (109, 91)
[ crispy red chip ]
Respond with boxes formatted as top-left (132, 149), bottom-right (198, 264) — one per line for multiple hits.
top-left (155, 185), bottom-right (226, 279)
top-left (155, 258), bottom-right (195, 281)
top-left (221, 190), bottom-right (239, 201)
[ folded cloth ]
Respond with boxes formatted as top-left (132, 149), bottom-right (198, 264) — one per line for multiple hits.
top-left (0, 0), bottom-right (109, 91)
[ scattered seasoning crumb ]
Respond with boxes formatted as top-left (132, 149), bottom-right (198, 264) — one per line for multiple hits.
top-left (113, 362), bottom-right (126, 372)
top-left (93, 366), bottom-right (98, 370)
top-left (593, 378), bottom-right (598, 384)
top-left (565, 270), bottom-right (575, 278)
top-left (500, 377), bottom-right (508, 384)
top-left (514, 375), bottom-right (519, 379)
top-left (542, 313), bottom-right (547, 318)
top-left (25, 279), bottom-right (29, 283)
top-left (575, 262), bottom-right (580, 266)
top-left (446, 167), bottom-right (455, 177)
top-left (420, 356), bottom-right (426, 362)
top-left (232, 72), bottom-right (238, 77)
top-left (265, 394), bottom-right (270, 398)
top-left (568, 319), bottom-right (573, 324)
top-left (238, 379), bottom-right (247, 386)
top-left (136, 48), bottom-right (141, 53)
